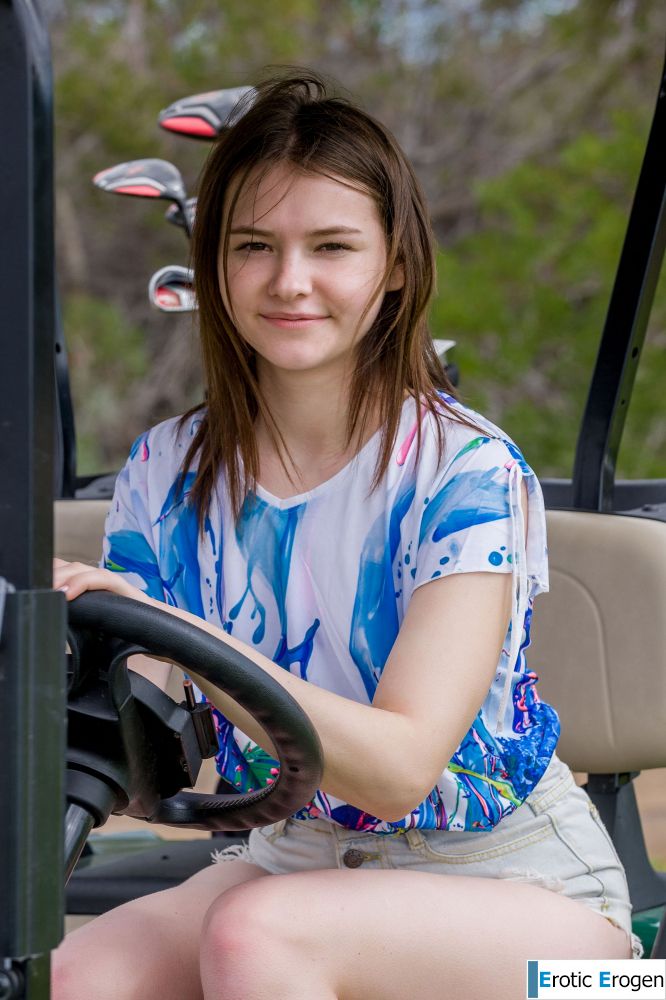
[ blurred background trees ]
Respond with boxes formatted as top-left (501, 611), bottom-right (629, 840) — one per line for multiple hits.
top-left (47, 0), bottom-right (665, 478)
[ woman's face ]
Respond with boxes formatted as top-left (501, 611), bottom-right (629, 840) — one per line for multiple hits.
top-left (218, 163), bottom-right (403, 382)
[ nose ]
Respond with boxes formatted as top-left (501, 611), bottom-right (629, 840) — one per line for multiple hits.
top-left (267, 250), bottom-right (312, 301)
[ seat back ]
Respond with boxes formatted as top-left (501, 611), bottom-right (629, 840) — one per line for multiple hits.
top-left (531, 510), bottom-right (666, 774)
top-left (54, 499), bottom-right (109, 564)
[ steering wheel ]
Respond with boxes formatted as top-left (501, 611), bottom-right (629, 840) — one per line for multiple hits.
top-left (67, 591), bottom-right (324, 832)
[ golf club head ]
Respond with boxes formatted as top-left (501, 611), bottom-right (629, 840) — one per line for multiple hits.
top-left (433, 339), bottom-right (458, 387)
top-left (433, 339), bottom-right (456, 363)
top-left (148, 265), bottom-right (197, 312)
top-left (158, 86), bottom-right (256, 140)
top-left (164, 197), bottom-right (197, 234)
top-left (93, 158), bottom-right (187, 206)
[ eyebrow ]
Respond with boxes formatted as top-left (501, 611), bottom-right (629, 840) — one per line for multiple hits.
top-left (229, 226), bottom-right (363, 237)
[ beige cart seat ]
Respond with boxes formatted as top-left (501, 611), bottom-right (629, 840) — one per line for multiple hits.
top-left (55, 499), bottom-right (108, 566)
top-left (531, 509), bottom-right (666, 774)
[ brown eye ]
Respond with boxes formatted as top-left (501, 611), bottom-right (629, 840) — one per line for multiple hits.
top-left (235, 241), bottom-right (271, 252)
top-left (316, 242), bottom-right (353, 253)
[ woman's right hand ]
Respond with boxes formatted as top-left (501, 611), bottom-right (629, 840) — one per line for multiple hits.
top-left (53, 557), bottom-right (155, 606)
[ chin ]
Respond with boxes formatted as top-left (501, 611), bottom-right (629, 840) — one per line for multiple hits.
top-left (271, 357), bottom-right (333, 374)
top-left (258, 348), bottom-right (346, 375)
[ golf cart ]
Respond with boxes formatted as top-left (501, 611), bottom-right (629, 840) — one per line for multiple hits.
top-left (1, 2), bottom-right (665, 996)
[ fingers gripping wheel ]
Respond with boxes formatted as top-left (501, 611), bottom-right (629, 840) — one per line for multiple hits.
top-left (67, 592), bottom-right (324, 831)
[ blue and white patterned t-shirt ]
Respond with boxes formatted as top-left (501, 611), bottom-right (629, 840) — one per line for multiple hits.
top-left (103, 393), bottom-right (558, 833)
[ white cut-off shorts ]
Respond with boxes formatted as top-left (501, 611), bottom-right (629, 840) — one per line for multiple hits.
top-left (213, 754), bottom-right (642, 958)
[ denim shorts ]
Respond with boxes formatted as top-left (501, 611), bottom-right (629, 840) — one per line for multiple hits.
top-left (214, 754), bottom-right (642, 958)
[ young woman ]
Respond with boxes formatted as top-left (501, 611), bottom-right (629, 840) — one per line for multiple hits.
top-left (53, 73), bottom-right (638, 1000)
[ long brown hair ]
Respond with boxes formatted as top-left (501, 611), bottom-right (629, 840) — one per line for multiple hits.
top-left (182, 71), bottom-right (461, 525)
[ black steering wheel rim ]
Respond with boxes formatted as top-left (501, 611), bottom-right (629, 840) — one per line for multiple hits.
top-left (68, 591), bottom-right (324, 831)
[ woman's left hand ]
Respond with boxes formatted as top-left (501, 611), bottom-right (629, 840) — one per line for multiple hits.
top-left (53, 558), bottom-right (154, 606)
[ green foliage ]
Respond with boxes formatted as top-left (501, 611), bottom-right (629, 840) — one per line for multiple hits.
top-left (50, 0), bottom-right (665, 480)
top-left (431, 110), bottom-right (666, 478)
top-left (64, 294), bottom-right (149, 473)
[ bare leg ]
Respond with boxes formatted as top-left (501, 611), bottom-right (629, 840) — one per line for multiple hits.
top-left (199, 869), bottom-right (632, 1000)
top-left (52, 858), bottom-right (266, 1000)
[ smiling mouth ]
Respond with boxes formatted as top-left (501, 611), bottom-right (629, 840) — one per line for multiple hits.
top-left (260, 313), bottom-right (329, 326)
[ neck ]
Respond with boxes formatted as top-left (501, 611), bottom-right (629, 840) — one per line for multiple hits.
top-left (257, 365), bottom-right (351, 457)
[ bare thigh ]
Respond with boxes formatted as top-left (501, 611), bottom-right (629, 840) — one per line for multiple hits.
top-left (52, 857), bottom-right (266, 1000)
top-left (201, 869), bottom-right (632, 1000)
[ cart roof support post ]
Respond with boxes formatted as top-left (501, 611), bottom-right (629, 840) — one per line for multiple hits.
top-left (572, 53), bottom-right (666, 513)
top-left (0, 1), bottom-right (67, 997)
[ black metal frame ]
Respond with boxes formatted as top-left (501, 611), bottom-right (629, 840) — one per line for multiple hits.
top-left (571, 53), bottom-right (666, 513)
top-left (54, 297), bottom-right (77, 499)
top-left (0, 2), bottom-right (66, 997)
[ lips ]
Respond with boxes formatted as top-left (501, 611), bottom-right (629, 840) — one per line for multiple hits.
top-left (260, 312), bottom-right (329, 328)
top-left (261, 313), bottom-right (327, 320)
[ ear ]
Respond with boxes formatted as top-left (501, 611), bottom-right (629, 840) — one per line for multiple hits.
top-left (386, 261), bottom-right (405, 292)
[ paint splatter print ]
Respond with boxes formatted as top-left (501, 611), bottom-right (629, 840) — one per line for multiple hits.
top-left (103, 394), bottom-right (556, 834)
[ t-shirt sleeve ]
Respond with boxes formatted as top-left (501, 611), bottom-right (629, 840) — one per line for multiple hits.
top-left (101, 431), bottom-right (166, 602)
top-left (412, 434), bottom-right (549, 598)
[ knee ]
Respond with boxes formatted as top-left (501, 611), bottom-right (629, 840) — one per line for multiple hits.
top-left (52, 936), bottom-right (131, 1000)
top-left (201, 876), bottom-right (287, 966)
top-left (51, 939), bottom-right (96, 1000)
top-left (200, 879), bottom-right (330, 998)
top-left (51, 915), bottom-right (167, 1000)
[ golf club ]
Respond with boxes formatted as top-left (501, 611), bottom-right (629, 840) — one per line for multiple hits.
top-left (164, 197), bottom-right (197, 235)
top-left (148, 264), bottom-right (196, 312)
top-left (93, 158), bottom-right (192, 236)
top-left (158, 85), bottom-right (256, 140)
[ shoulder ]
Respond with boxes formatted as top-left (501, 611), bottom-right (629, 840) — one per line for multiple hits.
top-left (109, 410), bottom-right (207, 544)
top-left (402, 393), bottom-right (536, 490)
top-left (126, 409), bottom-right (205, 478)
top-left (417, 394), bottom-right (548, 594)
